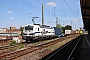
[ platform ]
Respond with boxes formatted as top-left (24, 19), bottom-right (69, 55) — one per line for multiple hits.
top-left (80, 34), bottom-right (90, 60)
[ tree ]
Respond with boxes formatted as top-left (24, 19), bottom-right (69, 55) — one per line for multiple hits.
top-left (80, 28), bottom-right (82, 30)
top-left (62, 27), bottom-right (65, 33)
top-left (64, 25), bottom-right (72, 30)
top-left (56, 24), bottom-right (62, 28)
top-left (10, 27), bottom-right (12, 35)
top-left (20, 26), bottom-right (24, 35)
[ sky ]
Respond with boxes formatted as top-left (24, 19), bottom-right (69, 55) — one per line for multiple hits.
top-left (0, 0), bottom-right (83, 30)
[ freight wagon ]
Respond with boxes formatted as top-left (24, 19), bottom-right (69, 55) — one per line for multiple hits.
top-left (65, 30), bottom-right (72, 36)
top-left (53, 27), bottom-right (62, 38)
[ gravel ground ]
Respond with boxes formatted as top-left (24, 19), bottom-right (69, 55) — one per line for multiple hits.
top-left (16, 34), bottom-right (80, 60)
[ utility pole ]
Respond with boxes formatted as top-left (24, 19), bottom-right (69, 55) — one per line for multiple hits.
top-left (54, 7), bottom-right (56, 17)
top-left (71, 21), bottom-right (72, 30)
top-left (56, 17), bottom-right (58, 27)
top-left (59, 19), bottom-right (60, 24)
top-left (42, 4), bottom-right (44, 25)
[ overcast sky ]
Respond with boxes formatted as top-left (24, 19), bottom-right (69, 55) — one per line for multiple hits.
top-left (0, 0), bottom-right (83, 30)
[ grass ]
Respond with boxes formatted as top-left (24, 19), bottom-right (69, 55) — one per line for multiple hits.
top-left (9, 40), bottom-right (24, 51)
top-left (45, 34), bottom-right (80, 52)
top-left (19, 44), bottom-right (24, 49)
top-left (46, 43), bottom-right (60, 51)
top-left (9, 40), bottom-right (17, 45)
top-left (33, 38), bottom-right (57, 46)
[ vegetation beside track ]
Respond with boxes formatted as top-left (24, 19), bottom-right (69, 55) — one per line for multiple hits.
top-left (46, 34), bottom-right (80, 51)
top-left (15, 34), bottom-right (81, 60)
top-left (0, 41), bottom-right (24, 55)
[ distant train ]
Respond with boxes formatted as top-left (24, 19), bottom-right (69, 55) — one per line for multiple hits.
top-left (65, 30), bottom-right (83, 36)
top-left (22, 24), bottom-right (62, 42)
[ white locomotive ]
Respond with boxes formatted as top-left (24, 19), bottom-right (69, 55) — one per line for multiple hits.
top-left (22, 24), bottom-right (55, 42)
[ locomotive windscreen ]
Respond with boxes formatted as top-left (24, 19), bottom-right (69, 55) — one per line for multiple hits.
top-left (25, 26), bottom-right (33, 30)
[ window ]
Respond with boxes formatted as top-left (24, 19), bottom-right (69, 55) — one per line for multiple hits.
top-left (25, 26), bottom-right (33, 30)
top-left (38, 28), bottom-right (39, 31)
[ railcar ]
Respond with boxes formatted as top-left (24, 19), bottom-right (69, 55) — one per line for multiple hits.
top-left (22, 24), bottom-right (55, 42)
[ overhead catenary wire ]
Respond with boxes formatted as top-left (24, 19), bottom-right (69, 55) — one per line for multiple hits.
top-left (0, 4), bottom-right (28, 15)
top-left (35, 0), bottom-right (53, 16)
top-left (38, 0), bottom-right (59, 17)
top-left (0, 0), bottom-right (79, 20)
top-left (0, 0), bottom-right (42, 22)
top-left (31, 0), bottom-right (80, 23)
top-left (70, 0), bottom-right (79, 18)
top-left (37, 0), bottom-right (59, 25)
top-left (0, 0), bottom-right (30, 15)
top-left (22, 0), bottom-right (41, 11)
top-left (1, 0), bottom-right (52, 17)
top-left (23, 0), bottom-right (54, 18)
top-left (22, 0), bottom-right (42, 19)
top-left (1, 0), bottom-right (80, 24)
top-left (63, 0), bottom-right (83, 29)
top-left (33, 0), bottom-right (63, 21)
top-left (0, 0), bottom-right (53, 20)
top-left (1, 0), bottom-right (40, 18)
top-left (22, 0), bottom-right (56, 20)
top-left (0, 0), bottom-right (43, 25)
top-left (63, 0), bottom-right (78, 20)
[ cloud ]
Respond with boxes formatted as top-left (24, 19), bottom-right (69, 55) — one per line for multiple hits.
top-left (7, 11), bottom-right (13, 14)
top-left (10, 17), bottom-right (15, 20)
top-left (47, 2), bottom-right (57, 6)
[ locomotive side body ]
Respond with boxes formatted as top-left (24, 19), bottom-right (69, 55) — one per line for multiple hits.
top-left (22, 24), bottom-right (55, 42)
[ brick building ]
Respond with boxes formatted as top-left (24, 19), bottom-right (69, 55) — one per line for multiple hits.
top-left (6, 27), bottom-right (21, 34)
top-left (0, 27), bottom-right (23, 43)
top-left (0, 28), bottom-right (7, 33)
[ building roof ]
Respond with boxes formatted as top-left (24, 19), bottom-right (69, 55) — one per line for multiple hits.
top-left (80, 0), bottom-right (90, 30)
top-left (0, 33), bottom-right (20, 36)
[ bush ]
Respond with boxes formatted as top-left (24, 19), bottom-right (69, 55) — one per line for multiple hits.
top-left (19, 44), bottom-right (24, 49)
top-left (10, 40), bottom-right (17, 45)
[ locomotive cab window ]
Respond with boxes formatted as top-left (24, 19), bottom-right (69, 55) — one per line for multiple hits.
top-left (38, 28), bottom-right (39, 31)
top-left (25, 26), bottom-right (33, 30)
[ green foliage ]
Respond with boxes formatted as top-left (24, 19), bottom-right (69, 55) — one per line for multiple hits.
top-left (10, 40), bottom-right (17, 45)
top-left (65, 25), bottom-right (72, 30)
top-left (20, 26), bottom-right (24, 35)
top-left (10, 27), bottom-right (12, 35)
top-left (10, 41), bottom-right (24, 49)
top-left (19, 44), bottom-right (24, 49)
top-left (56, 24), bottom-right (62, 28)
top-left (46, 46), bottom-right (52, 51)
top-left (61, 27), bottom-right (65, 33)
top-left (46, 45), bottom-right (59, 51)
top-left (76, 29), bottom-right (79, 31)
top-left (10, 27), bottom-right (11, 30)
top-left (80, 28), bottom-right (82, 30)
top-left (61, 25), bottom-right (72, 33)
top-left (20, 26), bottom-right (24, 31)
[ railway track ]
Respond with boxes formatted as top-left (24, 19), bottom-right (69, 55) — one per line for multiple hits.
top-left (0, 44), bottom-right (25, 56)
top-left (0, 44), bottom-right (20, 50)
top-left (0, 39), bottom-right (12, 45)
top-left (0, 38), bottom-right (62, 55)
top-left (0, 35), bottom-right (71, 60)
top-left (41, 35), bottom-right (82, 60)
top-left (0, 34), bottom-right (79, 60)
